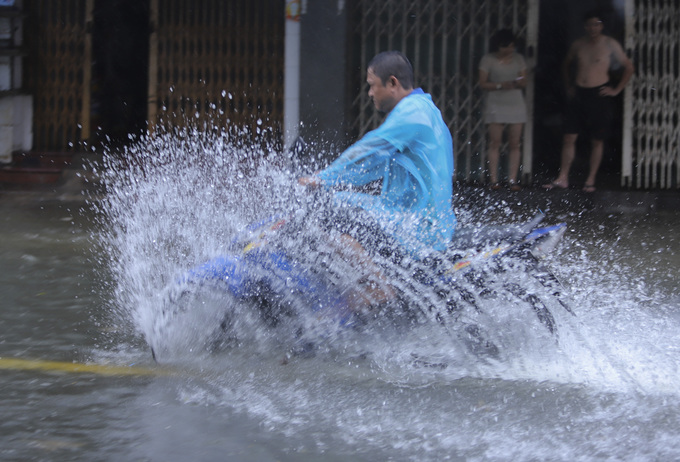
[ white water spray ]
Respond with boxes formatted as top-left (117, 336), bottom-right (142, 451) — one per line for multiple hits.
top-left (90, 128), bottom-right (680, 396)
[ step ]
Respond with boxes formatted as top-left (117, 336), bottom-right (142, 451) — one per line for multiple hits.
top-left (0, 166), bottom-right (63, 185)
top-left (12, 151), bottom-right (74, 168)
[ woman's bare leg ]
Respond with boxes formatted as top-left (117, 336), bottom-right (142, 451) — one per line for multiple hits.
top-left (507, 123), bottom-right (524, 183)
top-left (486, 123), bottom-right (504, 184)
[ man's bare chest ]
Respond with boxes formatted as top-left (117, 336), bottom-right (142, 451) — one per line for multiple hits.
top-left (577, 43), bottom-right (611, 68)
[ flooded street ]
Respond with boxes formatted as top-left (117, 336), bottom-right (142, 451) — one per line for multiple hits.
top-left (4, 0), bottom-right (679, 459)
top-left (2, 178), bottom-right (680, 461)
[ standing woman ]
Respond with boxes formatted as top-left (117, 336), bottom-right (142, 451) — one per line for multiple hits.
top-left (478, 29), bottom-right (527, 191)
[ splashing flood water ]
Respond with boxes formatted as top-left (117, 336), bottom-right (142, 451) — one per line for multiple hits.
top-left (2, 130), bottom-right (680, 461)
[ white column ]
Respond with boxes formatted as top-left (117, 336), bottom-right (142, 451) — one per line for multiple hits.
top-left (283, 1), bottom-right (301, 150)
top-left (621, 0), bottom-right (635, 187)
top-left (522, 0), bottom-right (539, 183)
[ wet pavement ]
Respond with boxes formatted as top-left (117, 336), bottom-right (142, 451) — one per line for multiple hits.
top-left (2, 149), bottom-right (679, 461)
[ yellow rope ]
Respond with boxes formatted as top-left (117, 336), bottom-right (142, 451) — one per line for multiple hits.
top-left (0, 357), bottom-right (171, 377)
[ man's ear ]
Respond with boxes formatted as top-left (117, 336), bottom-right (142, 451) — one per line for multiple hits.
top-left (388, 75), bottom-right (398, 88)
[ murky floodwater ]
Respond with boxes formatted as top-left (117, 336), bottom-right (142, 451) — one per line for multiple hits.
top-left (2, 135), bottom-right (680, 461)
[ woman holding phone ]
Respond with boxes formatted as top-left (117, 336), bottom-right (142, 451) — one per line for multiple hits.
top-left (478, 29), bottom-right (527, 191)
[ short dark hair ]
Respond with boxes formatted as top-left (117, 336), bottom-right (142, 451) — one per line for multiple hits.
top-left (583, 8), bottom-right (604, 24)
top-left (367, 51), bottom-right (414, 89)
top-left (491, 29), bottom-right (516, 51)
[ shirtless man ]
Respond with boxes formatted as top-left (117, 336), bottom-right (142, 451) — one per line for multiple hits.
top-left (543, 10), bottom-right (634, 192)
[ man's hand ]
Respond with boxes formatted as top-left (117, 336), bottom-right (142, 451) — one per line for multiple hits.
top-left (298, 176), bottom-right (320, 188)
top-left (599, 86), bottom-right (620, 97)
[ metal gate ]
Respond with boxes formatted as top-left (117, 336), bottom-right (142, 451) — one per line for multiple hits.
top-left (625, 0), bottom-right (680, 189)
top-left (23, 0), bottom-right (91, 151)
top-left (347, 0), bottom-right (538, 182)
top-left (148, 0), bottom-right (285, 146)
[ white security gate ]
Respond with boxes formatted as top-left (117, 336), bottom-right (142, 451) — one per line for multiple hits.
top-left (347, 0), bottom-right (539, 182)
top-left (625, 0), bottom-right (680, 189)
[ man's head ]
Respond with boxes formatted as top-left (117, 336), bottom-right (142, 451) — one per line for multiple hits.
top-left (366, 51), bottom-right (415, 113)
top-left (583, 9), bottom-right (604, 38)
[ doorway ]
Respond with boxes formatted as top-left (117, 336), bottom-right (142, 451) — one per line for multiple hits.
top-left (533, 0), bottom-right (627, 187)
top-left (91, 0), bottom-right (149, 147)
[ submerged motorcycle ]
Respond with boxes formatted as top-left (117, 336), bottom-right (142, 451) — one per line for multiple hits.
top-left (152, 189), bottom-right (572, 361)
top-left (146, 137), bottom-right (572, 359)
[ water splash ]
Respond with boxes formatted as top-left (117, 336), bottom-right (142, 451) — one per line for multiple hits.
top-left (90, 128), bottom-right (680, 398)
top-left (90, 127), bottom-right (301, 356)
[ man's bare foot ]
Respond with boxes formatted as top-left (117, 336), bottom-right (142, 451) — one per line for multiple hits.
top-left (542, 180), bottom-right (568, 190)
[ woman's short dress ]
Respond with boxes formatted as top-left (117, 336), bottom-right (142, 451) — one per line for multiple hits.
top-left (479, 53), bottom-right (527, 124)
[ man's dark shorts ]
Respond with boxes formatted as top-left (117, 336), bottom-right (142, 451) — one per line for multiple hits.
top-left (563, 84), bottom-right (613, 140)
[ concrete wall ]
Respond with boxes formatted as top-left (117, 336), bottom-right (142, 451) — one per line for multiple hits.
top-left (0, 95), bottom-right (33, 162)
top-left (0, 0), bottom-right (32, 162)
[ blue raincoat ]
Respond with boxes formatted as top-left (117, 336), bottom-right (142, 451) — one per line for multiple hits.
top-left (317, 88), bottom-right (456, 257)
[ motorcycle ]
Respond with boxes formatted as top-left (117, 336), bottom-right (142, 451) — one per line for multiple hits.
top-left (147, 137), bottom-right (573, 360)
top-left (151, 193), bottom-right (571, 361)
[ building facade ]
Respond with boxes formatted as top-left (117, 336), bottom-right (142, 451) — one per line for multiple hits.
top-left (9, 0), bottom-right (680, 188)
